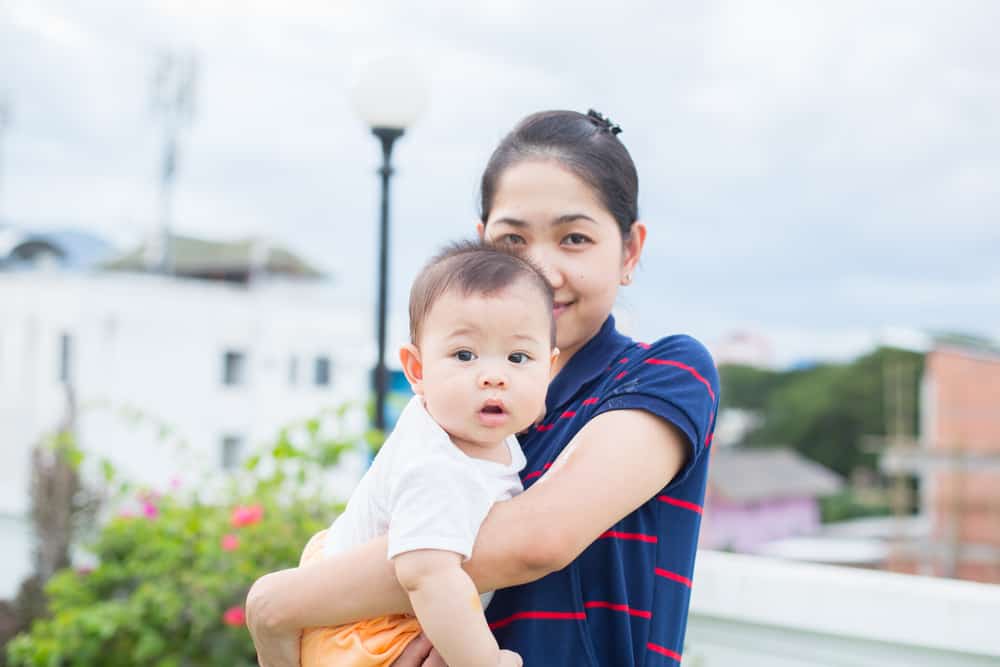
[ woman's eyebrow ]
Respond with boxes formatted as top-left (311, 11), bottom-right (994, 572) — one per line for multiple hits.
top-left (492, 217), bottom-right (529, 228)
top-left (554, 213), bottom-right (598, 226)
top-left (493, 214), bottom-right (598, 227)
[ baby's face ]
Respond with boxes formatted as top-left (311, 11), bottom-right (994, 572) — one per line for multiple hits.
top-left (415, 279), bottom-right (555, 449)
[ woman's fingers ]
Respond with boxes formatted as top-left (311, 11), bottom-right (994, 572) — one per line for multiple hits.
top-left (390, 634), bottom-right (434, 666)
top-left (421, 648), bottom-right (449, 667)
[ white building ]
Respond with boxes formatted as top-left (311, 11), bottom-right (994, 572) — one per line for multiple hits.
top-left (0, 240), bottom-right (376, 595)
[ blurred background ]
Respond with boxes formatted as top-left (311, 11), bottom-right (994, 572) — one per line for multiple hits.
top-left (1, 1), bottom-right (998, 665)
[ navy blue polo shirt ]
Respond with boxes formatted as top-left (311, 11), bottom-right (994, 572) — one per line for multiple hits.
top-left (485, 316), bottom-right (719, 666)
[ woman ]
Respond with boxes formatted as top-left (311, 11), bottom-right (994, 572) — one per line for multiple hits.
top-left (247, 109), bottom-right (719, 666)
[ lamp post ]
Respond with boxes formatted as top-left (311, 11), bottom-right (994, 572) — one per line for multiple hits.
top-left (351, 55), bottom-right (427, 431)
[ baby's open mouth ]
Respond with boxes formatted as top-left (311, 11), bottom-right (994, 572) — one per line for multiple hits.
top-left (481, 405), bottom-right (504, 414)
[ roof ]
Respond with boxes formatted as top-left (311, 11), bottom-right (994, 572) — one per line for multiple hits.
top-left (0, 226), bottom-right (114, 270)
top-left (102, 234), bottom-right (325, 280)
top-left (708, 447), bottom-right (844, 502)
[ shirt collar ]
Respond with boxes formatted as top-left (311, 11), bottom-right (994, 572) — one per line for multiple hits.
top-left (545, 315), bottom-right (629, 413)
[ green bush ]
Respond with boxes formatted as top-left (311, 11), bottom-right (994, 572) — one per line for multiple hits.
top-left (7, 408), bottom-right (372, 667)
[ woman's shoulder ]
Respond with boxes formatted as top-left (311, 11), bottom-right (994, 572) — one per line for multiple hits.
top-left (595, 331), bottom-right (720, 407)
top-left (621, 333), bottom-right (718, 381)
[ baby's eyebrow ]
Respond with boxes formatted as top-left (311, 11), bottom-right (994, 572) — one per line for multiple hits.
top-left (445, 326), bottom-right (481, 338)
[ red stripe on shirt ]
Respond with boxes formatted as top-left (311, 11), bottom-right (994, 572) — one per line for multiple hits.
top-left (599, 530), bottom-right (658, 543)
top-left (637, 342), bottom-right (651, 349)
top-left (657, 495), bottom-right (703, 514)
top-left (647, 642), bottom-right (682, 662)
top-left (535, 424), bottom-right (555, 432)
top-left (582, 397), bottom-right (599, 405)
top-left (584, 601), bottom-right (652, 619)
top-left (619, 357), bottom-right (629, 364)
top-left (523, 462), bottom-right (552, 480)
top-left (654, 567), bottom-right (692, 588)
top-left (561, 411), bottom-right (576, 419)
top-left (643, 358), bottom-right (716, 401)
top-left (488, 610), bottom-right (586, 630)
top-left (614, 370), bottom-right (628, 380)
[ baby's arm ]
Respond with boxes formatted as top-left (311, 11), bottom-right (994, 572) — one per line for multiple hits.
top-left (394, 549), bottom-right (511, 667)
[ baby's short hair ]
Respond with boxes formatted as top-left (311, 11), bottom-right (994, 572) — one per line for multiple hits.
top-left (409, 240), bottom-right (555, 346)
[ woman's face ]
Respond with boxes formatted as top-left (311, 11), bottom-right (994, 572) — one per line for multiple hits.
top-left (479, 159), bottom-right (645, 370)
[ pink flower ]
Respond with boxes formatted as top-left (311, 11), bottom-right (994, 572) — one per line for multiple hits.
top-left (222, 605), bottom-right (246, 627)
top-left (230, 504), bottom-right (263, 528)
top-left (141, 500), bottom-right (159, 519)
top-left (221, 534), bottom-right (240, 551)
top-left (117, 509), bottom-right (136, 520)
top-left (170, 476), bottom-right (182, 491)
top-left (76, 566), bottom-right (94, 576)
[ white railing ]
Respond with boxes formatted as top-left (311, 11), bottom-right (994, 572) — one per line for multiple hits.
top-left (686, 551), bottom-right (1000, 666)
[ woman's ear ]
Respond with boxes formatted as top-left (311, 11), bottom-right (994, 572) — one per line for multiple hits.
top-left (399, 344), bottom-right (424, 394)
top-left (476, 221), bottom-right (486, 240)
top-left (621, 221), bottom-right (647, 284)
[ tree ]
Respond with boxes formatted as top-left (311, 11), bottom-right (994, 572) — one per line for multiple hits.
top-left (718, 347), bottom-right (923, 477)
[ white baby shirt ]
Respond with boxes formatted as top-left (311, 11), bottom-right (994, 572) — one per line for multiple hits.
top-left (323, 395), bottom-right (526, 562)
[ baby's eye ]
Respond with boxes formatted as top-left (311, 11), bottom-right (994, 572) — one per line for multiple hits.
top-left (508, 352), bottom-right (531, 364)
top-left (499, 233), bottom-right (526, 246)
top-left (561, 232), bottom-right (592, 246)
top-left (454, 350), bottom-right (476, 362)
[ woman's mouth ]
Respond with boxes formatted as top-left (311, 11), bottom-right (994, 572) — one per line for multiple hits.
top-left (553, 301), bottom-right (574, 318)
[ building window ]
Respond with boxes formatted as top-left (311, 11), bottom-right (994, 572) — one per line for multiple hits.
top-left (221, 435), bottom-right (244, 470)
top-left (314, 356), bottom-right (331, 387)
top-left (289, 356), bottom-right (299, 386)
top-left (222, 350), bottom-right (246, 386)
top-left (58, 333), bottom-right (72, 383)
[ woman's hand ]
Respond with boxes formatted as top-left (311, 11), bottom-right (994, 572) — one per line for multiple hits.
top-left (390, 634), bottom-right (439, 665)
top-left (246, 570), bottom-right (302, 667)
top-left (498, 649), bottom-right (523, 666)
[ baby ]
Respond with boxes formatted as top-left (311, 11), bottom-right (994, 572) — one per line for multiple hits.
top-left (297, 240), bottom-right (558, 667)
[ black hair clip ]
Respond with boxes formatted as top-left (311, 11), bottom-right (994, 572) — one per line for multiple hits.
top-left (587, 108), bottom-right (622, 136)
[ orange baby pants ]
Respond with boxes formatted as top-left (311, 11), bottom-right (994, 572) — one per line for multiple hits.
top-left (298, 530), bottom-right (422, 667)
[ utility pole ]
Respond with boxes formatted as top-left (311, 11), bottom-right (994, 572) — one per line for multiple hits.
top-left (148, 52), bottom-right (197, 274)
top-left (0, 92), bottom-right (10, 224)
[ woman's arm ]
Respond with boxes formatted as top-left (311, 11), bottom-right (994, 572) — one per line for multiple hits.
top-left (247, 409), bottom-right (686, 657)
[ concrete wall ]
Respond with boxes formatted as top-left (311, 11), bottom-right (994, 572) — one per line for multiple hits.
top-left (687, 550), bottom-right (1000, 666)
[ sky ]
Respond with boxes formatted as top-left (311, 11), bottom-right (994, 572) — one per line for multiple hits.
top-left (2, 0), bottom-right (999, 366)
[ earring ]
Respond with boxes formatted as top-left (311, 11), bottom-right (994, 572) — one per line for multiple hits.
top-left (622, 273), bottom-right (632, 285)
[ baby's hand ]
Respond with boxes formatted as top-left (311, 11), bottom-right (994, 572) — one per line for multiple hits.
top-left (498, 649), bottom-right (523, 667)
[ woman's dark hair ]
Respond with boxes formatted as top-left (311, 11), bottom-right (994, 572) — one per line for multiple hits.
top-left (480, 109), bottom-right (639, 238)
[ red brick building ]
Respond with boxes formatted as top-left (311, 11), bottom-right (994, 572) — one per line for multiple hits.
top-left (918, 345), bottom-right (1000, 582)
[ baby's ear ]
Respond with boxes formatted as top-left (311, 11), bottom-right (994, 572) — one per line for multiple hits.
top-left (399, 344), bottom-right (424, 394)
top-left (549, 347), bottom-right (561, 378)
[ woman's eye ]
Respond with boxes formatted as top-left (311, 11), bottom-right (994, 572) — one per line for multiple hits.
top-left (455, 350), bottom-right (476, 362)
top-left (562, 233), bottom-right (591, 246)
top-left (499, 233), bottom-right (526, 246)
top-left (508, 352), bottom-right (530, 364)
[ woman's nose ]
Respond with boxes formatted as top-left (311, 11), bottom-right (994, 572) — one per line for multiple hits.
top-left (528, 249), bottom-right (564, 289)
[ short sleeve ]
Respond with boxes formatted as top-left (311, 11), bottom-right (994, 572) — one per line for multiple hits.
top-left (592, 335), bottom-right (719, 487)
top-left (386, 456), bottom-right (495, 560)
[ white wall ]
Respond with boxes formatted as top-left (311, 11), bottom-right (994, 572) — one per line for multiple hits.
top-left (0, 272), bottom-right (373, 517)
top-left (687, 550), bottom-right (1000, 666)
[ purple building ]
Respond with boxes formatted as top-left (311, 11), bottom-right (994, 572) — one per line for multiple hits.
top-left (701, 448), bottom-right (844, 553)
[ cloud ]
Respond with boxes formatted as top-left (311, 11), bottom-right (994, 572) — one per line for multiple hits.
top-left (2, 0), bottom-right (999, 360)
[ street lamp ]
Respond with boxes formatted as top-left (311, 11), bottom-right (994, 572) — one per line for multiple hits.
top-left (351, 55), bottom-right (428, 431)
